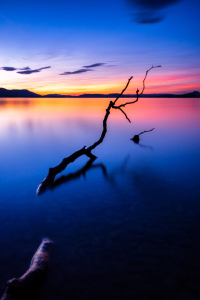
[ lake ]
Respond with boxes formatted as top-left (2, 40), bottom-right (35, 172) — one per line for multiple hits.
top-left (0, 98), bottom-right (200, 300)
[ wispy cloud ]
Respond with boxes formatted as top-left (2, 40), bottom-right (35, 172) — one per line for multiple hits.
top-left (1, 66), bottom-right (51, 74)
top-left (60, 62), bottom-right (106, 76)
top-left (83, 63), bottom-right (105, 68)
top-left (127, 0), bottom-right (181, 24)
top-left (17, 66), bottom-right (51, 74)
top-left (19, 67), bottom-right (31, 71)
top-left (0, 67), bottom-right (18, 71)
top-left (60, 69), bottom-right (93, 75)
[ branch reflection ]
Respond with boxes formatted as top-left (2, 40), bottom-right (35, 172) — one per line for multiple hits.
top-left (131, 139), bottom-right (154, 150)
top-left (49, 158), bottom-right (108, 191)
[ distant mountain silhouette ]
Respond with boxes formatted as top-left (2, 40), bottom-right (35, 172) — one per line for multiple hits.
top-left (43, 92), bottom-right (200, 98)
top-left (0, 87), bottom-right (199, 98)
top-left (0, 88), bottom-right (41, 98)
top-left (43, 94), bottom-right (66, 98)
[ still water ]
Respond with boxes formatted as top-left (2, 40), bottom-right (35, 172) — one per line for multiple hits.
top-left (0, 98), bottom-right (200, 299)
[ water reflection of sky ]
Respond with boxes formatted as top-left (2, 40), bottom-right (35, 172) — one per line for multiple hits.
top-left (0, 98), bottom-right (200, 299)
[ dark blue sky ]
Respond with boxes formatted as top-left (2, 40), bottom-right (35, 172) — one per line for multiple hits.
top-left (0, 0), bottom-right (200, 94)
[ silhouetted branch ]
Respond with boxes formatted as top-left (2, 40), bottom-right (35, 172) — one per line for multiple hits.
top-left (116, 107), bottom-right (131, 123)
top-left (86, 100), bottom-right (114, 152)
top-left (113, 76), bottom-right (133, 105)
top-left (131, 128), bottom-right (155, 143)
top-left (113, 65), bottom-right (161, 110)
top-left (37, 66), bottom-right (160, 194)
top-left (139, 128), bottom-right (155, 135)
top-left (140, 65), bottom-right (161, 97)
top-left (1, 238), bottom-right (52, 300)
top-left (113, 89), bottom-right (139, 109)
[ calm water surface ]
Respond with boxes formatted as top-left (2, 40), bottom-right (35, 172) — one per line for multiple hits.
top-left (0, 98), bottom-right (200, 299)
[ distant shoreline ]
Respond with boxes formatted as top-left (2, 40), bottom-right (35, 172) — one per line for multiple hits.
top-left (0, 87), bottom-right (199, 98)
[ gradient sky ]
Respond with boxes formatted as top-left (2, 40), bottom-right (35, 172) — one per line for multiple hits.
top-left (0, 0), bottom-right (200, 95)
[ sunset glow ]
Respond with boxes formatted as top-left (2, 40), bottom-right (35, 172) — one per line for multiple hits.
top-left (0, 0), bottom-right (200, 96)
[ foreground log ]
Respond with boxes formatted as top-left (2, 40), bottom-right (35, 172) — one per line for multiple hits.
top-left (1, 238), bottom-right (52, 300)
top-left (37, 65), bottom-right (161, 194)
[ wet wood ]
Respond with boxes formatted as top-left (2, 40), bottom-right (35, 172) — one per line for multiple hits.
top-left (1, 238), bottom-right (52, 300)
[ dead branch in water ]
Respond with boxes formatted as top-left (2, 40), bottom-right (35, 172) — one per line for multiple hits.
top-left (1, 238), bottom-right (52, 300)
top-left (37, 65), bottom-right (161, 194)
top-left (138, 128), bottom-right (155, 136)
top-left (131, 128), bottom-right (155, 143)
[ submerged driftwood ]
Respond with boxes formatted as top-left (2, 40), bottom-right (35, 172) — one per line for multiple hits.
top-left (1, 238), bottom-right (52, 300)
top-left (37, 66), bottom-right (161, 194)
top-left (131, 128), bottom-right (155, 143)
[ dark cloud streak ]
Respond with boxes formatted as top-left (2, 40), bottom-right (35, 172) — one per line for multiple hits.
top-left (0, 67), bottom-right (18, 71)
top-left (130, 0), bottom-right (181, 10)
top-left (127, 0), bottom-right (181, 24)
top-left (136, 12), bottom-right (163, 24)
top-left (60, 69), bottom-right (93, 75)
top-left (1, 66), bottom-right (50, 74)
top-left (19, 67), bottom-right (31, 71)
top-left (83, 63), bottom-right (105, 68)
top-left (17, 66), bottom-right (51, 74)
top-left (60, 62), bottom-right (106, 76)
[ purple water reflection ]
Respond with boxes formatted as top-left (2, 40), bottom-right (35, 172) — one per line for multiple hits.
top-left (0, 98), bottom-right (200, 299)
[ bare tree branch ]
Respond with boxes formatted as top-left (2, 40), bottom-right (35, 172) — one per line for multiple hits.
top-left (139, 65), bottom-right (161, 97)
top-left (113, 106), bottom-right (131, 123)
top-left (37, 66), bottom-right (161, 194)
top-left (113, 76), bottom-right (133, 105)
top-left (139, 128), bottom-right (155, 135)
top-left (114, 65), bottom-right (161, 109)
top-left (86, 100), bottom-right (113, 152)
top-left (113, 89), bottom-right (139, 109)
top-left (131, 128), bottom-right (155, 143)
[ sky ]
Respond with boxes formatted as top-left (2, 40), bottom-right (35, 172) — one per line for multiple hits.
top-left (0, 0), bottom-right (200, 95)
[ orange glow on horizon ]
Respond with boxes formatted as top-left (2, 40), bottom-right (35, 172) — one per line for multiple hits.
top-left (1, 70), bottom-right (199, 96)
top-left (34, 74), bottom-right (200, 95)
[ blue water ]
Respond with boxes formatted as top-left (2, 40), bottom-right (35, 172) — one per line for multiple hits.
top-left (0, 98), bottom-right (200, 299)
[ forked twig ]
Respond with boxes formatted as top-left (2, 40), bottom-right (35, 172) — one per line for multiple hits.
top-left (113, 106), bottom-right (131, 123)
top-left (113, 76), bottom-right (133, 105)
top-left (139, 128), bottom-right (155, 135)
top-left (113, 65), bottom-right (161, 110)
